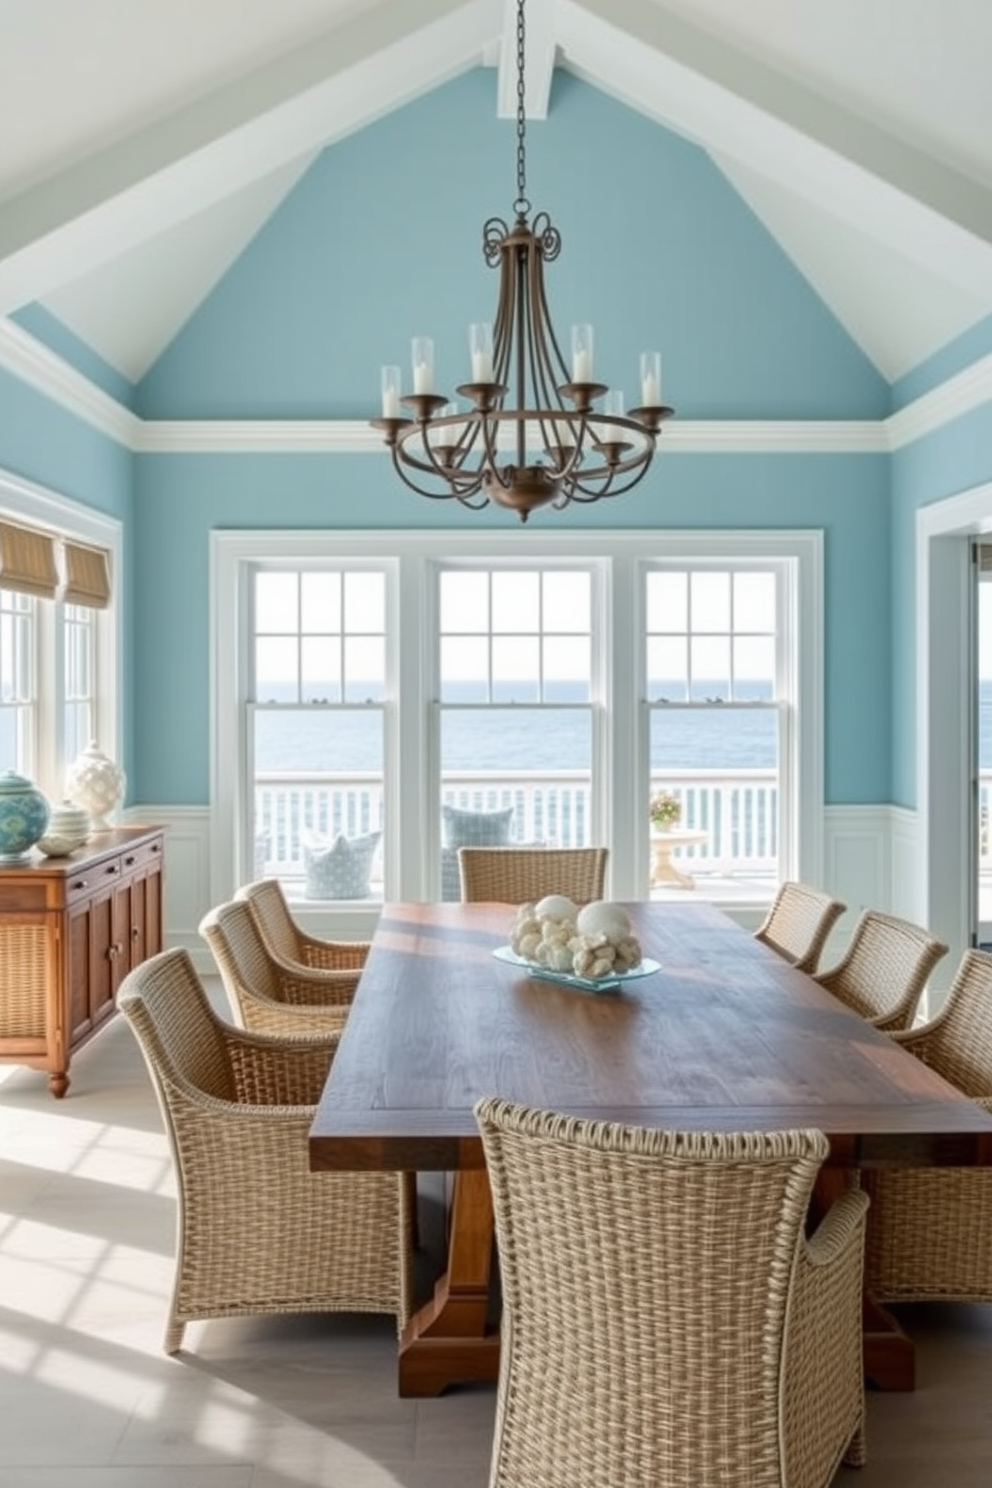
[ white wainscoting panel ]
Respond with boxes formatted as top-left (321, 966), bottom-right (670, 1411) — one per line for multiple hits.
top-left (138, 801), bottom-right (915, 979)
top-left (124, 806), bottom-right (213, 972)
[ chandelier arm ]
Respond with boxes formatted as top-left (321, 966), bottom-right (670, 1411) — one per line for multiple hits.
top-left (393, 432), bottom-right (488, 500)
top-left (567, 454), bottom-right (657, 502)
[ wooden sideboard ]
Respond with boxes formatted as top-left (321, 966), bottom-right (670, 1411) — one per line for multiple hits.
top-left (0, 826), bottom-right (164, 1097)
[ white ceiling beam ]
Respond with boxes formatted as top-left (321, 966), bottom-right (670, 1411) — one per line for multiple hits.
top-left (497, 0), bottom-right (557, 120)
top-left (0, 0), bottom-right (501, 314)
top-left (558, 0), bottom-right (992, 299)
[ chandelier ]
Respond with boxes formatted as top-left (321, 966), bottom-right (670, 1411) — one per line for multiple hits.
top-left (371, 0), bottom-right (673, 522)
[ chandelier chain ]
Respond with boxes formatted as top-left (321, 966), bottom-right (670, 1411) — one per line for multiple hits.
top-left (515, 0), bottom-right (528, 215)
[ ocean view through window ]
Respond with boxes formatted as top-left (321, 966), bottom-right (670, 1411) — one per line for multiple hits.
top-left (217, 529), bottom-right (821, 914)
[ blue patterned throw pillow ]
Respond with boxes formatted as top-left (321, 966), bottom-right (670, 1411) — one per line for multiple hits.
top-left (304, 831), bottom-right (381, 900)
top-left (440, 806), bottom-right (514, 900)
top-left (442, 805), bottom-right (514, 848)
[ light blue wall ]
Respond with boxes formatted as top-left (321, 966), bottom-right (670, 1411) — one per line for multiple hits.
top-left (131, 447), bottom-right (890, 805)
top-left (6, 69), bottom-right (938, 813)
top-left (137, 70), bottom-right (889, 421)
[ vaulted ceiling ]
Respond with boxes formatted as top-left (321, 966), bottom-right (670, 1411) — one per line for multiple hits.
top-left (2, 0), bottom-right (990, 387)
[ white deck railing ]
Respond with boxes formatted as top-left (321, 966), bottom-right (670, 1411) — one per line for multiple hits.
top-left (254, 768), bottom-right (780, 878)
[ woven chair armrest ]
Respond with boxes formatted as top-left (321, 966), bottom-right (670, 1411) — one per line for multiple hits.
top-left (784, 1186), bottom-right (869, 1484)
top-left (803, 1187), bottom-right (871, 1268)
top-left (887, 1023), bottom-right (946, 1065)
top-left (302, 938), bottom-right (370, 971)
top-left (234, 992), bottom-right (349, 1037)
top-left (227, 1031), bottom-right (339, 1105)
top-left (272, 964), bottom-right (361, 1007)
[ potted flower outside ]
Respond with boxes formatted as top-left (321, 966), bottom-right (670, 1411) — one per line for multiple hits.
top-left (649, 791), bottom-right (682, 833)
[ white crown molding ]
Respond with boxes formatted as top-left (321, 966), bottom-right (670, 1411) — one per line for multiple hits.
top-left (885, 351), bottom-right (992, 450)
top-left (136, 416), bottom-right (887, 454)
top-left (2, 316), bottom-right (991, 457)
top-left (0, 317), bottom-right (140, 445)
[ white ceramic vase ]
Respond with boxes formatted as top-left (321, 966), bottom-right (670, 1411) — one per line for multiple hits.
top-left (65, 743), bottom-right (126, 831)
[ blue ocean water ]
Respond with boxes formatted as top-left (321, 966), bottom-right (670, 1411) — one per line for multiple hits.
top-left (252, 679), bottom-right (992, 775)
top-left (255, 680), bottom-right (778, 772)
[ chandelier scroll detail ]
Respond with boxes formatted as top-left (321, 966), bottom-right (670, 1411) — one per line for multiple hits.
top-left (370, 0), bottom-right (674, 521)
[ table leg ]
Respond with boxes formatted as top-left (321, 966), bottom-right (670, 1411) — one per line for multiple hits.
top-left (863, 1295), bottom-right (916, 1391)
top-left (650, 841), bottom-right (697, 889)
top-left (398, 1166), bottom-right (501, 1397)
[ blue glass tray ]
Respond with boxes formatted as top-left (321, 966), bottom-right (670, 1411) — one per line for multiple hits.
top-left (493, 944), bottom-right (661, 994)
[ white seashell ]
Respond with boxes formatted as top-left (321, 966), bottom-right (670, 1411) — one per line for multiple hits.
top-left (576, 901), bottom-right (632, 940)
top-left (534, 894), bottom-right (578, 923)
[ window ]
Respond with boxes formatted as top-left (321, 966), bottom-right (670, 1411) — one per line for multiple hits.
top-left (645, 565), bottom-right (784, 888)
top-left (0, 469), bottom-right (121, 799)
top-left (437, 565), bottom-right (596, 897)
top-left (249, 565), bottom-right (388, 900)
top-left (0, 588), bottom-right (35, 771)
top-left (213, 530), bottom-right (821, 922)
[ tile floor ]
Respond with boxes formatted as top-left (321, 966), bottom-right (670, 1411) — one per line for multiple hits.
top-left (2, 981), bottom-right (992, 1486)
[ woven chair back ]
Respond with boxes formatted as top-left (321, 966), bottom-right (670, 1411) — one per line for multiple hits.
top-left (200, 899), bottom-right (282, 1008)
top-left (235, 878), bottom-right (301, 963)
top-left (458, 846), bottom-right (607, 904)
top-left (817, 910), bottom-right (948, 1030)
top-left (476, 1096), bottom-right (832, 1488)
top-left (754, 880), bottom-right (847, 973)
top-left (119, 948), bottom-right (236, 1106)
top-left (905, 947), bottom-right (992, 1095)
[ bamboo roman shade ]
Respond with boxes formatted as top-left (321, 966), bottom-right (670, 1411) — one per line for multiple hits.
top-left (0, 521), bottom-right (59, 599)
top-left (62, 541), bottom-right (111, 609)
top-left (0, 520), bottom-right (111, 608)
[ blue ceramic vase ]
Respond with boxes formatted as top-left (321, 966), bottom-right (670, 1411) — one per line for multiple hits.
top-left (0, 770), bottom-right (50, 863)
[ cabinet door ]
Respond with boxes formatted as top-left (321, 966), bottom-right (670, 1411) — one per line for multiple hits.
top-left (123, 847), bottom-right (163, 970)
top-left (66, 897), bottom-right (94, 1042)
top-left (88, 884), bottom-right (120, 1026)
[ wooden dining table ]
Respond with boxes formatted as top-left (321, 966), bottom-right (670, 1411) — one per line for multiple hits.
top-left (308, 899), bottom-right (992, 1397)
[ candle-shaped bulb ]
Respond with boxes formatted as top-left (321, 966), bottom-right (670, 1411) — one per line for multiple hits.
top-left (603, 389), bottom-right (625, 443)
top-left (571, 323), bottom-right (594, 384)
top-left (640, 350), bottom-right (661, 407)
top-left (381, 364), bottom-right (401, 419)
top-left (469, 322), bottom-right (494, 383)
top-left (432, 402), bottom-right (460, 448)
top-left (412, 336), bottom-right (434, 395)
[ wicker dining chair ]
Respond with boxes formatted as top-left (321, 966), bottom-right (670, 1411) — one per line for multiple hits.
top-left (863, 947), bottom-right (992, 1302)
top-left (753, 880), bottom-right (847, 974)
top-left (235, 877), bottom-right (370, 973)
top-left (119, 948), bottom-right (413, 1353)
top-left (457, 846), bottom-right (608, 905)
top-left (475, 1096), bottom-right (869, 1488)
top-left (813, 909), bottom-right (948, 1032)
top-left (199, 898), bottom-right (357, 1036)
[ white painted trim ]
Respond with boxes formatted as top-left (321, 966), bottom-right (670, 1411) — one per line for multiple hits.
top-left (915, 483), bottom-right (992, 978)
top-left (135, 417), bottom-right (888, 455)
top-left (887, 353), bottom-right (992, 450)
top-left (0, 318), bottom-right (139, 446)
top-left (0, 464), bottom-right (124, 796)
top-left (3, 313), bottom-right (991, 455)
top-left (210, 527), bottom-right (822, 912)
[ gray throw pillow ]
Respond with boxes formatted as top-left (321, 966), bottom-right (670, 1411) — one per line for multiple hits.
top-left (304, 831), bottom-right (381, 900)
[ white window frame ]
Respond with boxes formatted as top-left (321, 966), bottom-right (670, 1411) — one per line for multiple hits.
top-left (0, 466), bottom-right (122, 800)
top-left (212, 529), bottom-right (822, 927)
